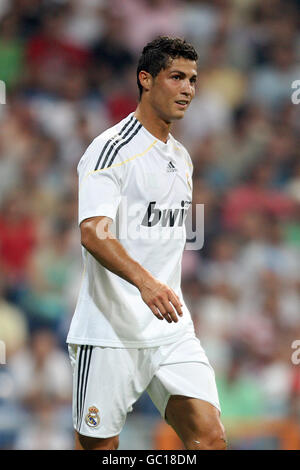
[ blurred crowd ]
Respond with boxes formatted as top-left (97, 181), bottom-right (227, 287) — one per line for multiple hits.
top-left (0, 0), bottom-right (300, 450)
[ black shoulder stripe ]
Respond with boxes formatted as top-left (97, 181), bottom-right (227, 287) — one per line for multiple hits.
top-left (99, 117), bottom-right (139, 170)
top-left (94, 139), bottom-right (112, 172)
top-left (94, 115), bottom-right (133, 171)
top-left (104, 122), bottom-right (142, 169)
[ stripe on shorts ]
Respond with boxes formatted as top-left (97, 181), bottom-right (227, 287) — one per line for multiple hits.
top-left (80, 346), bottom-right (93, 428)
top-left (76, 345), bottom-right (84, 429)
top-left (76, 345), bottom-right (93, 430)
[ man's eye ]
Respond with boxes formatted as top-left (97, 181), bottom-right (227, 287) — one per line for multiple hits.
top-left (172, 75), bottom-right (180, 80)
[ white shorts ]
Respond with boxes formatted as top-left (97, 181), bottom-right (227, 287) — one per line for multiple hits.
top-left (68, 331), bottom-right (220, 438)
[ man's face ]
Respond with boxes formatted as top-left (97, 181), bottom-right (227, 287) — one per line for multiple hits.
top-left (147, 57), bottom-right (197, 122)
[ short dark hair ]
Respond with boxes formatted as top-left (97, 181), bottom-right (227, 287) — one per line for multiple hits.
top-left (136, 36), bottom-right (198, 99)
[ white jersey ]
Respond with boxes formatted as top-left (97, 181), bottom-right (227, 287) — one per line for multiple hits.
top-left (66, 112), bottom-right (195, 348)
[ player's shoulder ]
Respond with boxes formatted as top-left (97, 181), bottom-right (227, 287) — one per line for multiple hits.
top-left (94, 114), bottom-right (132, 146)
top-left (78, 113), bottom-right (137, 173)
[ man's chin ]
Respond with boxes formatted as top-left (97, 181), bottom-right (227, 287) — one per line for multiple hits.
top-left (161, 109), bottom-right (186, 123)
top-left (172, 110), bottom-right (186, 120)
top-left (166, 109), bottom-right (187, 121)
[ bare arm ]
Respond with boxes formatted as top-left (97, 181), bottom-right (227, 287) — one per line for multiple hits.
top-left (80, 216), bottom-right (183, 323)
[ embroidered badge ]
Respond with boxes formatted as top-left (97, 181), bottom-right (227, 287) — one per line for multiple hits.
top-left (85, 406), bottom-right (100, 428)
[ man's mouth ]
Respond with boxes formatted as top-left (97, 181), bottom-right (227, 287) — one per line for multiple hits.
top-left (175, 100), bottom-right (189, 108)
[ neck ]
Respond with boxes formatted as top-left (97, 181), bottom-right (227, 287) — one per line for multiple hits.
top-left (134, 100), bottom-right (171, 143)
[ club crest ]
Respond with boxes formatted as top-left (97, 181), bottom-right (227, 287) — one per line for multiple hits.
top-left (85, 406), bottom-right (100, 428)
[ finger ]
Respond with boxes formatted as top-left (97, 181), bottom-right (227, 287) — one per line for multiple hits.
top-left (169, 291), bottom-right (183, 317)
top-left (155, 300), bottom-right (173, 323)
top-left (158, 299), bottom-right (178, 323)
top-left (149, 304), bottom-right (164, 320)
top-left (164, 313), bottom-right (173, 323)
top-left (158, 294), bottom-right (179, 322)
top-left (162, 300), bottom-right (178, 322)
top-left (170, 289), bottom-right (183, 308)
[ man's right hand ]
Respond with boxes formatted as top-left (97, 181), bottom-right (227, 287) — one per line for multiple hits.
top-left (80, 216), bottom-right (183, 323)
top-left (137, 276), bottom-right (183, 323)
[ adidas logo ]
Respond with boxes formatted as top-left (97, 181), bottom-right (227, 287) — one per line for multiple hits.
top-left (166, 161), bottom-right (177, 172)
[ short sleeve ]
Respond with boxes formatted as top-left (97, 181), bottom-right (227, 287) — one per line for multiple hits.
top-left (77, 137), bottom-right (123, 226)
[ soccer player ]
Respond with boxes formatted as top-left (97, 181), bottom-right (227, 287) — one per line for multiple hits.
top-left (67, 36), bottom-right (226, 450)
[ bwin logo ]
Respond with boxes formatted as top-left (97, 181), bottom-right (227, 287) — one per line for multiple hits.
top-left (141, 201), bottom-right (190, 227)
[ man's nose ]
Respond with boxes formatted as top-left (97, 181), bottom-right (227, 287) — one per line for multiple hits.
top-left (181, 80), bottom-right (193, 96)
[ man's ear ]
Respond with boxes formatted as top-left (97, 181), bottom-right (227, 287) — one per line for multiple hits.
top-left (138, 70), bottom-right (152, 93)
